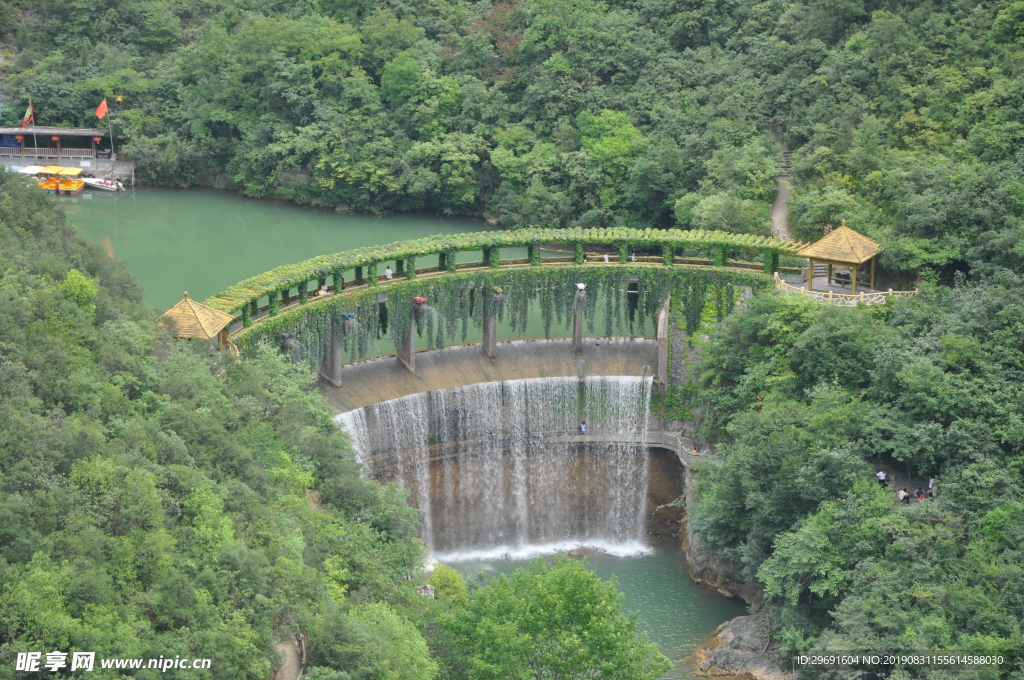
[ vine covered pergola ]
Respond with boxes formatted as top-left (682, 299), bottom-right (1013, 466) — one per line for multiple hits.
top-left (203, 227), bottom-right (806, 321)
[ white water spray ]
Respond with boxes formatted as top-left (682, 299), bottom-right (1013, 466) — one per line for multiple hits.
top-left (336, 376), bottom-right (653, 558)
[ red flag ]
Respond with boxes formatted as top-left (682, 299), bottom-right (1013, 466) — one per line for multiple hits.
top-left (95, 98), bottom-right (109, 119)
top-left (20, 102), bottom-right (33, 127)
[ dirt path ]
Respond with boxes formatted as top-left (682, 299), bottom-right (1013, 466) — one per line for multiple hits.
top-left (771, 176), bottom-right (792, 241)
top-left (770, 122), bottom-right (793, 241)
top-left (274, 638), bottom-right (302, 680)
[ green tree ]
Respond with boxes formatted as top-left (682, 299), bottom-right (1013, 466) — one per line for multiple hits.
top-left (440, 557), bottom-right (670, 680)
top-left (428, 563), bottom-right (468, 604)
top-left (349, 603), bottom-right (438, 680)
top-left (381, 53), bottom-right (422, 108)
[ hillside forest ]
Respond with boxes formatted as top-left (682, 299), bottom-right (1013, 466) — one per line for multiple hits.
top-left (2, 0), bottom-right (1024, 282)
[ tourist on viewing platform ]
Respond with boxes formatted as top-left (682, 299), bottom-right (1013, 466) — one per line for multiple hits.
top-left (631, 251), bottom-right (637, 262)
top-left (579, 421), bottom-right (587, 434)
top-left (318, 284), bottom-right (329, 297)
top-left (604, 253), bottom-right (609, 263)
top-left (339, 276), bottom-right (345, 290)
top-left (385, 266), bottom-right (393, 280)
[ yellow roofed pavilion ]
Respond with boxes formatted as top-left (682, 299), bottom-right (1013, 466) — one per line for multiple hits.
top-left (796, 221), bottom-right (883, 294)
top-left (161, 292), bottom-right (235, 344)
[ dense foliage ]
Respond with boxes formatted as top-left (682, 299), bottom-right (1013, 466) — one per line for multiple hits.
top-left (2, 0), bottom-right (1020, 280)
top-left (427, 558), bottom-right (671, 680)
top-left (0, 171), bottom-right (427, 677)
top-left (690, 285), bottom-right (1024, 674)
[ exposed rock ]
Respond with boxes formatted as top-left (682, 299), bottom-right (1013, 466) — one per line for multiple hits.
top-left (485, 215), bottom-right (499, 225)
top-left (415, 584), bottom-right (435, 598)
top-left (695, 616), bottom-right (795, 680)
top-left (682, 469), bottom-right (759, 603)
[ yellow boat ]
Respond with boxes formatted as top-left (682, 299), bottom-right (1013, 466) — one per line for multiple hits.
top-left (38, 166), bottom-right (85, 195)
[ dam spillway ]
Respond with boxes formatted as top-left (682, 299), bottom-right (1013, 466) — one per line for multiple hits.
top-left (336, 376), bottom-right (657, 559)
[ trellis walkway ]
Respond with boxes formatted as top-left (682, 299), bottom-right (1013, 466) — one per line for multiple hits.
top-left (205, 227), bottom-right (806, 334)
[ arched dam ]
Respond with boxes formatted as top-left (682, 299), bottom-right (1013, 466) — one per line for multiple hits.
top-left (335, 368), bottom-right (688, 561)
top-left (206, 227), bottom-right (775, 677)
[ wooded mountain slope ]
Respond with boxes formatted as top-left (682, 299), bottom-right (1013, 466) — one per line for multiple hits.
top-left (3, 0), bottom-right (1023, 281)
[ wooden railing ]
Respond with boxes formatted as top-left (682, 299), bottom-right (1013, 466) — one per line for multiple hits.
top-left (774, 273), bottom-right (919, 306)
top-left (0, 147), bottom-right (99, 158)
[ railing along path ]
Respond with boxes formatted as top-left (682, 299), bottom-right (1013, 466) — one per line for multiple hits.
top-left (774, 273), bottom-right (919, 306)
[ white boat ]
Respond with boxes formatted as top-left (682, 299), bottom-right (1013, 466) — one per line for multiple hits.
top-left (17, 165), bottom-right (46, 175)
top-left (82, 177), bottom-right (124, 192)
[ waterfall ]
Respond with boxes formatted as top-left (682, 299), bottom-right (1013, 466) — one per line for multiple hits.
top-left (336, 376), bottom-right (654, 560)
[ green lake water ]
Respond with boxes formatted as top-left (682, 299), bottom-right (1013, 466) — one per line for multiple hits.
top-left (63, 187), bottom-right (745, 677)
top-left (62, 188), bottom-right (493, 309)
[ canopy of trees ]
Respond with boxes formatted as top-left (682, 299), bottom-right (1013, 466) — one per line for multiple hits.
top-left (0, 170), bottom-right (428, 677)
top-left (2, 0), bottom-right (1020, 279)
top-left (690, 285), bottom-right (1024, 669)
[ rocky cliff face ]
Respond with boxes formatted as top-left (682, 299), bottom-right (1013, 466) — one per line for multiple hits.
top-left (682, 468), bottom-right (797, 679)
top-left (681, 468), bottom-right (759, 604)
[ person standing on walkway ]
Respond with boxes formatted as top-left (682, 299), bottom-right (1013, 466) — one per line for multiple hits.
top-left (385, 266), bottom-right (393, 280)
top-left (604, 253), bottom-right (610, 263)
top-left (579, 421), bottom-right (587, 434)
top-left (876, 470), bottom-right (887, 487)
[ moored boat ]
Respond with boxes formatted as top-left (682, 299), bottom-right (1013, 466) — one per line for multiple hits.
top-left (82, 176), bottom-right (124, 192)
top-left (37, 166), bottom-right (85, 195)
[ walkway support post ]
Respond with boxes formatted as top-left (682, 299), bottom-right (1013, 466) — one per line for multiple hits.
top-left (654, 297), bottom-right (670, 396)
top-left (482, 289), bottom-right (502, 359)
top-left (528, 243), bottom-right (541, 266)
top-left (398, 298), bottom-right (424, 372)
top-left (319, 315), bottom-right (342, 387)
top-left (573, 284), bottom-right (586, 356)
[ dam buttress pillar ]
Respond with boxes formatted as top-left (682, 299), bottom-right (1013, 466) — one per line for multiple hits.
top-left (399, 297), bottom-right (426, 372)
top-left (654, 298), bottom-right (669, 396)
top-left (573, 285), bottom-right (586, 356)
top-left (482, 290), bottom-right (502, 359)
top-left (319, 315), bottom-right (343, 387)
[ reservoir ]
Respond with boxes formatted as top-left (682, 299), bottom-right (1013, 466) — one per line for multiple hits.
top-left (66, 187), bottom-right (746, 679)
top-left (63, 188), bottom-right (491, 308)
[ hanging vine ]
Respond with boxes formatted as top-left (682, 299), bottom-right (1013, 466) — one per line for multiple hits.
top-left (232, 266), bottom-right (768, 372)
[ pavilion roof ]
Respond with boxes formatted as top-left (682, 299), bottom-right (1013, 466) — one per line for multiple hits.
top-left (796, 222), bottom-right (882, 264)
top-left (161, 292), bottom-right (235, 339)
